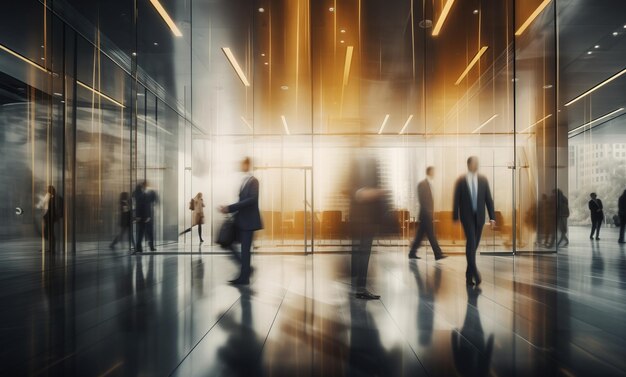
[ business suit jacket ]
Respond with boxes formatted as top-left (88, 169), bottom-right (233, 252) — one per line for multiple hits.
top-left (619, 193), bottom-right (626, 219)
top-left (418, 179), bottom-right (434, 220)
top-left (452, 174), bottom-right (495, 225)
top-left (228, 176), bottom-right (263, 231)
top-left (588, 199), bottom-right (604, 220)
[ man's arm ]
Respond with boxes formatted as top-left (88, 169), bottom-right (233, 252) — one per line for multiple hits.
top-left (452, 179), bottom-right (460, 221)
top-left (227, 178), bottom-right (259, 213)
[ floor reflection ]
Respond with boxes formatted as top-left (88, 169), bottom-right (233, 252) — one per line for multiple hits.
top-left (410, 262), bottom-right (441, 346)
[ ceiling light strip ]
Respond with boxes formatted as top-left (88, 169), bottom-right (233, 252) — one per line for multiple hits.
top-left (222, 48), bottom-right (251, 87)
top-left (455, 46), bottom-right (488, 85)
top-left (398, 114), bottom-right (414, 134)
top-left (241, 116), bottom-right (253, 131)
top-left (0, 43), bottom-right (47, 72)
top-left (519, 114), bottom-right (552, 133)
top-left (432, 0), bottom-right (455, 36)
top-left (149, 0), bottom-right (183, 37)
top-left (472, 114), bottom-right (498, 133)
top-left (342, 46), bottom-right (354, 87)
top-left (77, 80), bottom-right (125, 108)
top-left (568, 108), bottom-right (624, 135)
top-left (564, 67), bottom-right (626, 107)
top-left (281, 115), bottom-right (290, 135)
top-left (515, 0), bottom-right (552, 36)
top-left (377, 114), bottom-right (390, 134)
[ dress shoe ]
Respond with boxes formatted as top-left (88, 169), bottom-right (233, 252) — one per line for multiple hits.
top-left (408, 254), bottom-right (421, 260)
top-left (228, 278), bottom-right (250, 285)
top-left (619, 240), bottom-right (626, 244)
top-left (199, 239), bottom-right (205, 243)
top-left (150, 248), bottom-right (157, 252)
top-left (435, 255), bottom-right (448, 261)
top-left (590, 236), bottom-right (594, 240)
top-left (356, 290), bottom-right (380, 300)
top-left (595, 237), bottom-right (600, 240)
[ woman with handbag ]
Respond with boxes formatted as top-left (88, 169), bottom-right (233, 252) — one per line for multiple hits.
top-left (180, 192), bottom-right (205, 242)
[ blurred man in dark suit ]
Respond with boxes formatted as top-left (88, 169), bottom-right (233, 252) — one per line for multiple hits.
top-left (453, 157), bottom-right (495, 286)
top-left (409, 166), bottom-right (446, 261)
top-left (220, 157), bottom-right (263, 285)
top-left (619, 190), bottom-right (626, 244)
top-left (588, 192), bottom-right (604, 240)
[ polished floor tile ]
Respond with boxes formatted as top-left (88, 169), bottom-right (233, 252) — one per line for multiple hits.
top-left (1, 226), bottom-right (625, 376)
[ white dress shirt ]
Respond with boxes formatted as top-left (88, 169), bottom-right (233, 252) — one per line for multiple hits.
top-left (466, 172), bottom-right (478, 211)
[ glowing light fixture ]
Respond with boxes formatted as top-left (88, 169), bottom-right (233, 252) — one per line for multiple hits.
top-left (515, 0), bottom-right (551, 36)
top-left (222, 47), bottom-right (251, 87)
top-left (149, 0), bottom-right (183, 37)
top-left (377, 114), bottom-right (390, 134)
top-left (77, 80), bottom-right (125, 108)
top-left (564, 67), bottom-right (626, 106)
top-left (519, 114), bottom-right (552, 133)
top-left (281, 115), bottom-right (290, 135)
top-left (472, 114), bottom-right (498, 133)
top-left (398, 115), bottom-right (414, 134)
top-left (455, 46), bottom-right (488, 85)
top-left (0, 43), bottom-right (47, 72)
top-left (342, 46), bottom-right (354, 87)
top-left (432, 0), bottom-right (455, 36)
top-left (568, 108), bottom-right (624, 135)
top-left (241, 116), bottom-right (253, 131)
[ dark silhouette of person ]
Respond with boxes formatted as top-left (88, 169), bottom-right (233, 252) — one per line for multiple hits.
top-left (349, 156), bottom-right (387, 300)
top-left (537, 194), bottom-right (549, 246)
top-left (410, 263), bottom-right (442, 346)
top-left (453, 157), bottom-right (495, 286)
top-left (556, 189), bottom-right (569, 247)
top-left (588, 192), bottom-right (604, 240)
top-left (451, 286), bottom-right (494, 377)
top-left (180, 192), bottom-right (205, 242)
top-left (409, 166), bottom-right (446, 261)
top-left (134, 181), bottom-right (158, 253)
top-left (220, 157), bottom-right (263, 285)
top-left (619, 190), bottom-right (626, 244)
top-left (110, 192), bottom-right (133, 250)
top-left (38, 185), bottom-right (63, 253)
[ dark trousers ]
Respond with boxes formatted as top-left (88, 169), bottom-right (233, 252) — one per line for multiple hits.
top-left (136, 219), bottom-right (154, 251)
top-left (461, 215), bottom-right (483, 283)
top-left (619, 216), bottom-right (625, 242)
top-left (111, 225), bottom-right (134, 249)
top-left (352, 234), bottom-right (374, 289)
top-left (590, 218), bottom-right (602, 239)
top-left (409, 216), bottom-right (443, 258)
top-left (181, 224), bottom-right (203, 240)
top-left (43, 215), bottom-right (56, 252)
top-left (230, 229), bottom-right (253, 279)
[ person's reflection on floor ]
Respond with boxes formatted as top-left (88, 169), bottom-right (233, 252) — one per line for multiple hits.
top-left (591, 241), bottom-right (604, 286)
top-left (619, 245), bottom-right (626, 290)
top-left (451, 286), bottom-right (494, 377)
top-left (217, 286), bottom-right (263, 376)
top-left (347, 300), bottom-right (401, 376)
top-left (410, 263), bottom-right (442, 346)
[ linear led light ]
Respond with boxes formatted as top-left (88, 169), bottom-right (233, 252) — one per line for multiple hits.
top-left (149, 0), bottom-right (183, 37)
top-left (455, 46), bottom-right (488, 85)
top-left (342, 46), bottom-right (354, 87)
top-left (564, 67), bottom-right (626, 107)
top-left (515, 0), bottom-right (551, 36)
top-left (568, 108), bottom-right (624, 135)
top-left (222, 48), bottom-right (250, 87)
top-left (472, 114), bottom-right (498, 133)
top-left (137, 114), bottom-right (173, 135)
top-left (241, 116), bottom-right (253, 131)
top-left (519, 114), bottom-right (552, 133)
top-left (432, 0), bottom-right (455, 36)
top-left (0, 43), bottom-right (47, 72)
top-left (377, 114), bottom-right (390, 134)
top-left (398, 114), bottom-right (414, 134)
top-left (281, 115), bottom-right (290, 135)
top-left (77, 80), bottom-right (125, 108)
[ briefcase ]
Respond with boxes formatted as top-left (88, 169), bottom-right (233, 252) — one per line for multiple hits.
top-left (216, 216), bottom-right (236, 248)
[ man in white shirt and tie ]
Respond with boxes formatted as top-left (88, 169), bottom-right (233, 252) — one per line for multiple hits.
top-left (453, 156), bottom-right (496, 286)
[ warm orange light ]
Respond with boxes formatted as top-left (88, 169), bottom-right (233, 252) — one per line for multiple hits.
top-left (149, 0), bottom-right (183, 37)
top-left (342, 46), bottom-right (354, 87)
top-left (77, 80), bottom-right (125, 108)
top-left (222, 48), bottom-right (251, 87)
top-left (432, 0), bottom-right (455, 36)
top-left (378, 114), bottom-right (390, 134)
top-left (455, 46), bottom-right (488, 85)
top-left (0, 43), bottom-right (47, 72)
top-left (398, 115), bottom-right (414, 134)
top-left (281, 115), bottom-right (290, 135)
top-left (472, 114), bottom-right (498, 133)
top-left (515, 0), bottom-right (552, 36)
top-left (565, 68), bottom-right (626, 106)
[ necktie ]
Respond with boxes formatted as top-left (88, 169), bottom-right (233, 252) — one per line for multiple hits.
top-left (471, 177), bottom-right (477, 212)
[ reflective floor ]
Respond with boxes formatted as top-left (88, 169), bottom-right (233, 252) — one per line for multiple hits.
top-left (1, 227), bottom-right (625, 376)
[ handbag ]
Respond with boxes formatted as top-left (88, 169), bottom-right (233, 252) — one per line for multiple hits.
top-left (216, 216), bottom-right (236, 248)
top-left (189, 199), bottom-right (195, 211)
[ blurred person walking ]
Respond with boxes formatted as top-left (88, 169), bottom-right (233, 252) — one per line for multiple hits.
top-left (453, 157), bottom-right (495, 287)
top-left (37, 185), bottom-right (63, 253)
top-left (134, 181), bottom-right (158, 253)
top-left (588, 193), bottom-right (604, 240)
top-left (619, 190), bottom-right (626, 244)
top-left (409, 166), bottom-right (446, 261)
top-left (180, 192), bottom-right (206, 242)
top-left (219, 157), bottom-right (263, 285)
top-left (110, 192), bottom-right (133, 250)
